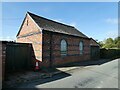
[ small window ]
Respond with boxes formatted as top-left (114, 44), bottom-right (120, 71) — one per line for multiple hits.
top-left (27, 20), bottom-right (28, 26)
top-left (79, 41), bottom-right (83, 54)
top-left (61, 39), bottom-right (67, 56)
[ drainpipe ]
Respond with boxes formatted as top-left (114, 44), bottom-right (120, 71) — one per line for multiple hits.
top-left (49, 32), bottom-right (52, 67)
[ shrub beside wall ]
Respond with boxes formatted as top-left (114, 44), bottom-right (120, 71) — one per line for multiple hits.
top-left (100, 48), bottom-right (120, 59)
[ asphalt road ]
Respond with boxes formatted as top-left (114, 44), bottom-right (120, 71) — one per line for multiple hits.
top-left (18, 59), bottom-right (119, 88)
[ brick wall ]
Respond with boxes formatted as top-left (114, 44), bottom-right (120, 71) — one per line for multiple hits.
top-left (42, 31), bottom-right (91, 67)
top-left (16, 13), bottom-right (91, 68)
top-left (17, 14), bottom-right (42, 62)
top-left (0, 41), bottom-right (7, 81)
top-left (0, 44), bottom-right (1, 90)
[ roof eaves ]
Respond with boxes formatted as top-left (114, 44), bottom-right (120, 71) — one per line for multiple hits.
top-left (27, 12), bottom-right (75, 28)
top-left (43, 29), bottom-right (89, 39)
top-left (16, 13), bottom-right (27, 37)
top-left (74, 27), bottom-right (88, 38)
top-left (27, 12), bottom-right (43, 32)
top-left (90, 38), bottom-right (100, 46)
top-left (27, 12), bottom-right (89, 39)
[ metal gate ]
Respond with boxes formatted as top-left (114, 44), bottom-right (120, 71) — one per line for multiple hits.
top-left (5, 43), bottom-right (32, 73)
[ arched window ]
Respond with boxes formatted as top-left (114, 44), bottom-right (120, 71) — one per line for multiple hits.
top-left (61, 39), bottom-right (67, 56)
top-left (79, 41), bottom-right (83, 54)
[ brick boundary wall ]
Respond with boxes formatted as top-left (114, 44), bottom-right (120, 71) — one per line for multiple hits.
top-left (0, 41), bottom-right (7, 82)
top-left (0, 41), bottom-right (3, 89)
top-left (1, 41), bottom-right (36, 82)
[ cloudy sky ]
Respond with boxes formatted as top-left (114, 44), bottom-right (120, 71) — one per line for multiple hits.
top-left (1, 2), bottom-right (118, 41)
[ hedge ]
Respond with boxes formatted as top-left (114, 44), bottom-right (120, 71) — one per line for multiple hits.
top-left (100, 48), bottom-right (120, 59)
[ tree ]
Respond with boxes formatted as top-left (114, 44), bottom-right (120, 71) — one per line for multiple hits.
top-left (98, 41), bottom-right (104, 48)
top-left (117, 40), bottom-right (120, 48)
top-left (105, 38), bottom-right (113, 44)
top-left (114, 37), bottom-right (120, 48)
top-left (103, 38), bottom-right (114, 48)
top-left (99, 37), bottom-right (120, 49)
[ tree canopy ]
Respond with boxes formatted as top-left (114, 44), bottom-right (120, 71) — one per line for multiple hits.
top-left (98, 37), bottom-right (120, 49)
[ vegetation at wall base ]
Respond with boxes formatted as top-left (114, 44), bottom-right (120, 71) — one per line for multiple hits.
top-left (100, 48), bottom-right (120, 59)
top-left (98, 37), bottom-right (120, 59)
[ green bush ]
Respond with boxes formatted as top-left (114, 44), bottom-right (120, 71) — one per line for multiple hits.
top-left (100, 48), bottom-right (120, 59)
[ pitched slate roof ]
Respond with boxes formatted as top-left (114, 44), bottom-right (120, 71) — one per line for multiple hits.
top-left (21, 12), bottom-right (88, 38)
top-left (90, 38), bottom-right (100, 46)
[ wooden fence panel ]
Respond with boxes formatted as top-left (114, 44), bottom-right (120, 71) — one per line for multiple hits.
top-left (5, 43), bottom-right (32, 73)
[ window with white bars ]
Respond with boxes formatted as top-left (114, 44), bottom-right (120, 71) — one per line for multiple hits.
top-left (79, 41), bottom-right (83, 54)
top-left (61, 39), bottom-right (67, 56)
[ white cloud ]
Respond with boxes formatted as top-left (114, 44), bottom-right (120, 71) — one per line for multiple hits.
top-left (0, 36), bottom-right (16, 41)
top-left (53, 19), bottom-right (77, 27)
top-left (118, 31), bottom-right (120, 37)
top-left (53, 19), bottom-right (63, 22)
top-left (105, 18), bottom-right (118, 24)
top-left (41, 7), bottom-right (51, 13)
top-left (106, 30), bottom-right (118, 39)
top-left (69, 22), bottom-right (77, 27)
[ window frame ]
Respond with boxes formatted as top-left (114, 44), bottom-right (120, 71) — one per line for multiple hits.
top-left (60, 39), bottom-right (67, 56)
top-left (79, 41), bottom-right (84, 55)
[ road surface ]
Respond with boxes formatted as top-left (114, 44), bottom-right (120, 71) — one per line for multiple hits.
top-left (17, 59), bottom-right (119, 88)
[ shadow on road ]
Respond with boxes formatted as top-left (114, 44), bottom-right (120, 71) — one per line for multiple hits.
top-left (3, 58), bottom-right (118, 89)
top-left (3, 68), bottom-right (71, 89)
top-left (56, 59), bottom-right (115, 68)
top-left (16, 71), bottom-right (71, 88)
